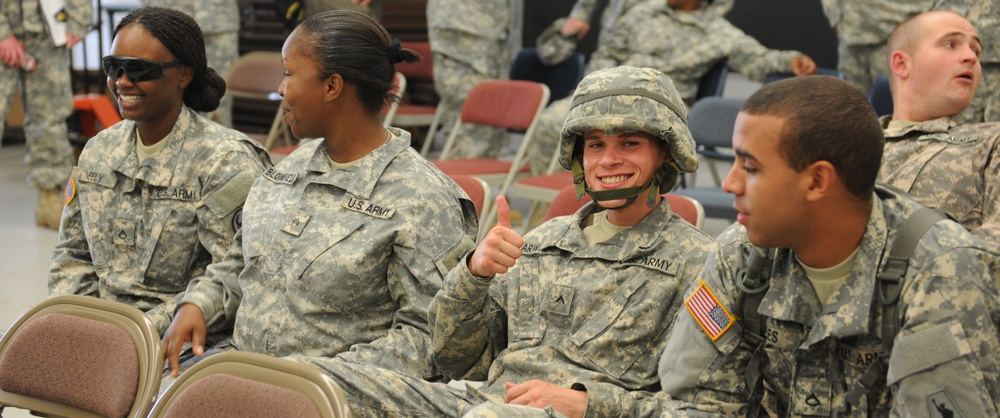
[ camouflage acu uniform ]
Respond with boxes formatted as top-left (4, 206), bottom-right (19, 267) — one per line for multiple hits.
top-left (657, 187), bottom-right (1000, 417)
top-left (529, 0), bottom-right (800, 174)
top-left (567, 0), bottom-right (644, 40)
top-left (181, 128), bottom-right (477, 377)
top-left (142, 0), bottom-right (239, 127)
top-left (48, 108), bottom-right (269, 335)
top-left (820, 0), bottom-right (931, 94)
top-left (296, 200), bottom-right (713, 417)
top-left (426, 0), bottom-right (511, 159)
top-left (0, 0), bottom-right (92, 190)
top-left (934, 0), bottom-right (1000, 123)
top-left (878, 116), bottom-right (1000, 250)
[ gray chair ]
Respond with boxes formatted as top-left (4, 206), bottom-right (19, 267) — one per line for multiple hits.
top-left (673, 97), bottom-right (744, 221)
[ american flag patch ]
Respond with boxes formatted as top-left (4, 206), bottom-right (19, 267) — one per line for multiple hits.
top-left (686, 281), bottom-right (734, 341)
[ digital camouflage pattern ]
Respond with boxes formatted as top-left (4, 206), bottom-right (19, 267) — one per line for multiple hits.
top-left (181, 128), bottom-right (478, 378)
top-left (934, 0), bottom-right (1000, 122)
top-left (558, 66), bottom-right (698, 176)
top-left (296, 199), bottom-right (712, 417)
top-left (528, 0), bottom-right (797, 174)
top-left (426, 0), bottom-right (510, 159)
top-left (657, 186), bottom-right (1000, 417)
top-left (49, 108), bottom-right (269, 334)
top-left (0, 0), bottom-right (92, 190)
top-left (142, 0), bottom-right (239, 127)
top-left (879, 116), bottom-right (1000, 250)
top-left (820, 0), bottom-right (932, 93)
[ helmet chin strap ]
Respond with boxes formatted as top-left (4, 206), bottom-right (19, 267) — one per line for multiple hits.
top-left (573, 162), bottom-right (675, 210)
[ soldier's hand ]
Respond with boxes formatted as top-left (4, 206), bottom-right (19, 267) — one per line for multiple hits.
top-left (0, 36), bottom-right (25, 68)
top-left (161, 303), bottom-right (207, 377)
top-left (66, 33), bottom-right (83, 48)
top-left (560, 17), bottom-right (590, 40)
top-left (791, 55), bottom-right (817, 76)
top-left (468, 196), bottom-right (523, 278)
top-left (504, 380), bottom-right (588, 418)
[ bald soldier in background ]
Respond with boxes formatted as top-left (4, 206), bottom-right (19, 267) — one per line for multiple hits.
top-left (878, 10), bottom-right (1000, 250)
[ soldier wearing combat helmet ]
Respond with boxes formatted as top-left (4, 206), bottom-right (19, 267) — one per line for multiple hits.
top-left (286, 66), bottom-right (715, 418)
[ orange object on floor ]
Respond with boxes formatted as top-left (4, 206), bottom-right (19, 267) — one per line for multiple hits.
top-left (72, 94), bottom-right (122, 139)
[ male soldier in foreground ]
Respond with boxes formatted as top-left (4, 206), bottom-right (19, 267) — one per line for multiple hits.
top-left (295, 66), bottom-right (715, 417)
top-left (657, 76), bottom-right (1000, 416)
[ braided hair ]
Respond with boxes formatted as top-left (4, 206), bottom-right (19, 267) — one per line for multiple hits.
top-left (296, 10), bottom-right (421, 115)
top-left (113, 7), bottom-right (226, 112)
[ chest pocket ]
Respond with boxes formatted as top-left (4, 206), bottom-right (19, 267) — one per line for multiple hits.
top-left (569, 274), bottom-right (675, 379)
top-left (277, 213), bottom-right (369, 312)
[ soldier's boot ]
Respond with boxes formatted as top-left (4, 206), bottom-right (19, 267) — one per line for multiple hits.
top-left (35, 187), bottom-right (64, 230)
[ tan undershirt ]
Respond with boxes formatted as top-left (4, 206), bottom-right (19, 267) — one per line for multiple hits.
top-left (582, 211), bottom-right (629, 246)
top-left (797, 246), bottom-right (861, 304)
top-left (134, 129), bottom-right (170, 162)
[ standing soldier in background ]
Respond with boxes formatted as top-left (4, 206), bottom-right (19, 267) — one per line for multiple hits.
top-left (934, 0), bottom-right (999, 123)
top-left (142, 0), bottom-right (239, 128)
top-left (820, 0), bottom-right (930, 94)
top-left (0, 0), bottom-right (93, 230)
top-left (425, 0), bottom-right (512, 159)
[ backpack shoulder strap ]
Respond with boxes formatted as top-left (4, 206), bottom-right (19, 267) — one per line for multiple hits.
top-left (844, 207), bottom-right (944, 407)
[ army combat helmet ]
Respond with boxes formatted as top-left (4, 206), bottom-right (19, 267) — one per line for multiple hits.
top-left (559, 66), bottom-right (699, 209)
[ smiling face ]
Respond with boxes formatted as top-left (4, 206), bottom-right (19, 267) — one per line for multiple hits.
top-left (897, 12), bottom-right (982, 119)
top-left (278, 28), bottom-right (332, 140)
top-left (106, 25), bottom-right (190, 125)
top-left (723, 112), bottom-right (811, 248)
top-left (582, 129), bottom-right (668, 210)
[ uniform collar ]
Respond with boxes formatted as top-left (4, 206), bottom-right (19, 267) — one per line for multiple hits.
top-left (881, 115), bottom-right (962, 139)
top-left (302, 127), bottom-right (412, 199)
top-left (532, 199), bottom-right (677, 262)
top-left (110, 107), bottom-right (198, 188)
top-left (760, 195), bottom-right (891, 348)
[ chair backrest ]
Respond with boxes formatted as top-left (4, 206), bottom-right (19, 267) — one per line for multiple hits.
top-left (689, 97), bottom-right (744, 150)
top-left (509, 47), bottom-right (586, 104)
top-left (764, 67), bottom-right (845, 84)
top-left (868, 75), bottom-right (893, 117)
top-left (0, 295), bottom-right (162, 418)
top-left (696, 59), bottom-right (729, 100)
top-left (447, 174), bottom-right (491, 226)
top-left (438, 80), bottom-right (550, 161)
top-left (148, 351), bottom-right (351, 418)
top-left (544, 185), bottom-right (703, 228)
top-left (226, 51), bottom-right (285, 100)
top-left (396, 41), bottom-right (434, 82)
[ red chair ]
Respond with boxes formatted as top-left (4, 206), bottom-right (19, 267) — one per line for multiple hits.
top-left (544, 185), bottom-right (704, 229)
top-left (446, 174), bottom-right (491, 236)
top-left (432, 80), bottom-right (550, 238)
top-left (391, 41), bottom-right (446, 157)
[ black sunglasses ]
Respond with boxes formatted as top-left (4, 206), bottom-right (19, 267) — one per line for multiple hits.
top-left (102, 56), bottom-right (186, 82)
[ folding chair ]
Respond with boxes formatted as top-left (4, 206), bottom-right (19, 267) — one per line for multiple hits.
top-left (508, 47), bottom-right (586, 104)
top-left (0, 295), bottom-right (162, 418)
top-left (696, 59), bottom-right (729, 100)
top-left (544, 185), bottom-right (705, 229)
top-left (672, 97), bottom-right (742, 221)
top-left (390, 41), bottom-right (446, 157)
top-left (225, 51), bottom-right (292, 151)
top-left (446, 174), bottom-right (492, 236)
top-left (432, 80), bottom-right (550, 237)
top-left (148, 351), bottom-right (351, 418)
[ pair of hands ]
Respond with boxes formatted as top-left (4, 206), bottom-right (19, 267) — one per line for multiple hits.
top-left (0, 34), bottom-right (84, 68)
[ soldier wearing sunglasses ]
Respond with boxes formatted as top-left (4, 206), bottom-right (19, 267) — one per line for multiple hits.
top-left (49, 7), bottom-right (270, 342)
top-left (0, 0), bottom-right (93, 229)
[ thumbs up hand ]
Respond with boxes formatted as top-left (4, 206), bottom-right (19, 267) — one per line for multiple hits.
top-left (468, 196), bottom-right (524, 278)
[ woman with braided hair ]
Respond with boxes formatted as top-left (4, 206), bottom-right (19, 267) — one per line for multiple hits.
top-left (162, 10), bottom-right (478, 386)
top-left (49, 7), bottom-right (270, 337)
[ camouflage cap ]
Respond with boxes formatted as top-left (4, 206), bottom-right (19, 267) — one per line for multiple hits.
top-left (559, 66), bottom-right (699, 175)
top-left (536, 18), bottom-right (578, 66)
